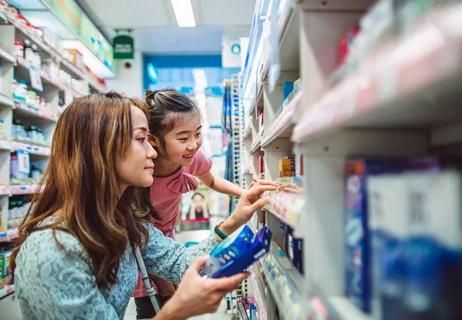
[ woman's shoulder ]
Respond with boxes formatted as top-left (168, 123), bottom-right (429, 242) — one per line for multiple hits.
top-left (22, 226), bottom-right (86, 260)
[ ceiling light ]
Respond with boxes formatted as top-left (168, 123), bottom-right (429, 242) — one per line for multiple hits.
top-left (170, 0), bottom-right (196, 28)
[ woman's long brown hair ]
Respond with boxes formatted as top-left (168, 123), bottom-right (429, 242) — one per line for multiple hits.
top-left (11, 92), bottom-right (153, 290)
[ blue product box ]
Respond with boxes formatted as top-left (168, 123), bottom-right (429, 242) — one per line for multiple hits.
top-left (345, 159), bottom-right (404, 312)
top-left (202, 225), bottom-right (272, 278)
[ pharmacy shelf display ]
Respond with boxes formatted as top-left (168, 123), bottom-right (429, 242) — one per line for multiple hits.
top-left (0, 1), bottom-right (107, 300)
top-left (242, 1), bottom-right (462, 319)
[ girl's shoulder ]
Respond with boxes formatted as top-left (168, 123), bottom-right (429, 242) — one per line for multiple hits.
top-left (187, 150), bottom-right (212, 176)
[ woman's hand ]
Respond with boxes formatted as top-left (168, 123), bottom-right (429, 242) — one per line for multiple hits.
top-left (220, 179), bottom-right (278, 236)
top-left (156, 256), bottom-right (248, 320)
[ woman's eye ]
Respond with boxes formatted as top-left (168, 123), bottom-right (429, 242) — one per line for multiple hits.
top-left (195, 132), bottom-right (201, 138)
top-left (179, 138), bottom-right (188, 142)
top-left (137, 137), bottom-right (146, 143)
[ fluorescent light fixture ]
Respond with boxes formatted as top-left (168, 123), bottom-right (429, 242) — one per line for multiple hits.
top-left (170, 0), bottom-right (196, 28)
top-left (62, 40), bottom-right (115, 78)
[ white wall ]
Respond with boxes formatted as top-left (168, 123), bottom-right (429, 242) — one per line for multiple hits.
top-left (106, 50), bottom-right (143, 98)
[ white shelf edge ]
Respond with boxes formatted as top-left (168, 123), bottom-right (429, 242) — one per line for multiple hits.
top-left (0, 140), bottom-right (12, 151)
top-left (261, 91), bottom-right (302, 147)
top-left (0, 94), bottom-right (14, 108)
top-left (13, 101), bottom-right (58, 122)
top-left (12, 142), bottom-right (51, 157)
top-left (250, 130), bottom-right (263, 153)
top-left (0, 284), bottom-right (14, 299)
top-left (293, 4), bottom-right (462, 143)
top-left (329, 296), bottom-right (372, 320)
top-left (9, 184), bottom-right (42, 195)
top-left (0, 47), bottom-right (15, 64)
top-left (0, 228), bottom-right (18, 244)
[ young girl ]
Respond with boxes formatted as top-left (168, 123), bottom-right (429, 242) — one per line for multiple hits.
top-left (133, 88), bottom-right (245, 317)
top-left (12, 92), bottom-right (276, 319)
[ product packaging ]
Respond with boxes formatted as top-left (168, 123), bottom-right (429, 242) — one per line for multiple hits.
top-left (201, 225), bottom-right (272, 278)
top-left (345, 158), bottom-right (404, 312)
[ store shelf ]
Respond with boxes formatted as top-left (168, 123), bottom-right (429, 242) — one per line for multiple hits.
top-left (244, 123), bottom-right (252, 139)
top-left (0, 47), bottom-right (15, 64)
top-left (293, 4), bottom-right (462, 144)
top-left (261, 246), bottom-right (309, 320)
top-left (0, 228), bottom-right (18, 243)
top-left (0, 285), bottom-right (14, 300)
top-left (250, 130), bottom-right (263, 154)
top-left (0, 94), bottom-right (14, 108)
top-left (237, 300), bottom-right (249, 320)
top-left (0, 185), bottom-right (9, 195)
top-left (88, 78), bottom-right (107, 93)
top-left (261, 91), bottom-right (302, 147)
top-left (249, 84), bottom-right (264, 117)
top-left (248, 272), bottom-right (269, 320)
top-left (12, 141), bottom-right (51, 157)
top-left (13, 100), bottom-right (58, 122)
top-left (329, 297), bottom-right (371, 320)
top-left (0, 140), bottom-right (12, 151)
top-left (9, 184), bottom-right (42, 195)
top-left (60, 58), bottom-right (86, 80)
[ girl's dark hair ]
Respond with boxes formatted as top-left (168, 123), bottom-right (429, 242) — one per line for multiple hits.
top-left (145, 88), bottom-right (199, 141)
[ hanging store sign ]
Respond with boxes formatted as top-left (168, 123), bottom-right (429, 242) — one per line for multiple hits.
top-left (113, 35), bottom-right (134, 59)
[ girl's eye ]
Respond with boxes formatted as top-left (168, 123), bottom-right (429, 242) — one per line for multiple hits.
top-left (178, 138), bottom-right (188, 142)
top-left (195, 132), bottom-right (201, 138)
top-left (137, 137), bottom-right (146, 143)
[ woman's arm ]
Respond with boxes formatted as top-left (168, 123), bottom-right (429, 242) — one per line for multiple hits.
top-left (198, 172), bottom-right (243, 197)
top-left (154, 256), bottom-right (248, 320)
top-left (15, 230), bottom-right (120, 319)
top-left (143, 179), bottom-right (278, 283)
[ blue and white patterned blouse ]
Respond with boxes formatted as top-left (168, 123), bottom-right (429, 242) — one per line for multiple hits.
top-left (14, 219), bottom-right (218, 319)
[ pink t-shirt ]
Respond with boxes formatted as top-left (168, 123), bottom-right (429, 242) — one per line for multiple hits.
top-left (150, 149), bottom-right (212, 235)
top-left (132, 150), bottom-right (212, 298)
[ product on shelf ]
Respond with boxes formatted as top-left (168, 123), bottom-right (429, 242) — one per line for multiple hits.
top-left (338, 25), bottom-right (360, 65)
top-left (66, 48), bottom-right (85, 70)
top-left (10, 149), bottom-right (30, 182)
top-left (8, 196), bottom-right (30, 228)
top-left (367, 171), bottom-right (462, 320)
top-left (12, 80), bottom-right (27, 102)
top-left (281, 223), bottom-right (304, 274)
top-left (345, 158), bottom-right (404, 312)
top-left (201, 225), bottom-right (272, 278)
top-left (0, 117), bottom-right (6, 140)
top-left (263, 177), bottom-right (305, 227)
top-left (0, 250), bottom-right (12, 285)
top-left (279, 155), bottom-right (295, 178)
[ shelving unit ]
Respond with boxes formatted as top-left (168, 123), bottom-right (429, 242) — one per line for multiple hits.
top-left (242, 0), bottom-right (462, 319)
top-left (0, 1), bottom-right (108, 300)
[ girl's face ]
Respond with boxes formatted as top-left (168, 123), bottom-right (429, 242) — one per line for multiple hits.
top-left (117, 106), bottom-right (157, 191)
top-left (160, 112), bottom-right (202, 167)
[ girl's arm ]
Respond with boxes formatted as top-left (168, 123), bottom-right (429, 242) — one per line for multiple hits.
top-left (198, 172), bottom-right (243, 197)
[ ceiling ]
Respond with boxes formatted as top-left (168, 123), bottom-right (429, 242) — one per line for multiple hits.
top-left (76, 0), bottom-right (256, 54)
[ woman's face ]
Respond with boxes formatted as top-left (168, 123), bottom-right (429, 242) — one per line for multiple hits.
top-left (117, 106), bottom-right (157, 191)
top-left (159, 112), bottom-right (202, 167)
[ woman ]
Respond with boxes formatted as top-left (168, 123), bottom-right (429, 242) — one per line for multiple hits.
top-left (11, 92), bottom-right (277, 319)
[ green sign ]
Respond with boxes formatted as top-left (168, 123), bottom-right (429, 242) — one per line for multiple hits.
top-left (113, 35), bottom-right (134, 59)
